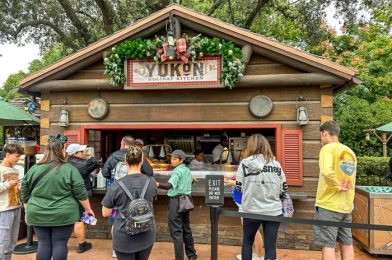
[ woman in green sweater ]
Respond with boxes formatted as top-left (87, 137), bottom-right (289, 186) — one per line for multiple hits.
top-left (21, 140), bottom-right (95, 260)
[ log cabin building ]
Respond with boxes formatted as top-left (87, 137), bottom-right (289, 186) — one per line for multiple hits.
top-left (19, 5), bottom-right (359, 249)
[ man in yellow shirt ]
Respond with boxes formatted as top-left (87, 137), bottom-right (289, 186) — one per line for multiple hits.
top-left (314, 121), bottom-right (357, 260)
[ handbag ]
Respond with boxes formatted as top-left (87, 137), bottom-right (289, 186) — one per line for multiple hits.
top-left (178, 194), bottom-right (194, 213)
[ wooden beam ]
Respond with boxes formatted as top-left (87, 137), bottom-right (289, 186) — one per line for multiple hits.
top-left (321, 95), bottom-right (333, 108)
top-left (28, 73), bottom-right (345, 92)
top-left (321, 115), bottom-right (333, 124)
top-left (241, 45), bottom-right (253, 65)
top-left (40, 100), bottom-right (50, 111)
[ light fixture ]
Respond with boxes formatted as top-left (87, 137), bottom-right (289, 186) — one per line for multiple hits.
top-left (365, 132), bottom-right (370, 141)
top-left (166, 13), bottom-right (176, 60)
top-left (297, 106), bottom-right (309, 126)
top-left (59, 98), bottom-right (69, 127)
top-left (59, 109), bottom-right (69, 127)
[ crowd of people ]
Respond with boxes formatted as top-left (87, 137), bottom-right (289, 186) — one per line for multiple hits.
top-left (0, 120), bottom-right (360, 260)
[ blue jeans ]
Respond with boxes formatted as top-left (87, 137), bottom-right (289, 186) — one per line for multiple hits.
top-left (0, 208), bottom-right (21, 260)
top-left (242, 217), bottom-right (280, 260)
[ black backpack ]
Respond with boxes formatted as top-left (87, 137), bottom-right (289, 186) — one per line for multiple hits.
top-left (117, 178), bottom-right (154, 235)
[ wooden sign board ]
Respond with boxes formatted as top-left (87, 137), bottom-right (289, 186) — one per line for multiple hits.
top-left (40, 135), bottom-right (48, 146)
top-left (40, 118), bottom-right (50, 129)
top-left (125, 56), bottom-right (222, 89)
top-left (41, 100), bottom-right (50, 112)
top-left (205, 175), bottom-right (225, 206)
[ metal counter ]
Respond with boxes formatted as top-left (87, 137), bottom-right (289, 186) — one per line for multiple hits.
top-left (93, 168), bottom-right (307, 200)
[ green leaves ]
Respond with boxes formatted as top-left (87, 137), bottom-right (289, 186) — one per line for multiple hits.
top-left (104, 35), bottom-right (245, 89)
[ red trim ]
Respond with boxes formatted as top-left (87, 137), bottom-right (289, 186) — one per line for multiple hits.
top-left (126, 56), bottom-right (222, 87)
top-left (282, 129), bottom-right (303, 186)
top-left (80, 123), bottom-right (282, 162)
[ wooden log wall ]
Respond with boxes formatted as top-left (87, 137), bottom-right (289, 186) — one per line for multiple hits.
top-left (40, 54), bottom-right (328, 234)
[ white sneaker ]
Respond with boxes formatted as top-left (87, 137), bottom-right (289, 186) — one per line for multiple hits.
top-left (112, 250), bottom-right (117, 258)
top-left (236, 255), bottom-right (242, 260)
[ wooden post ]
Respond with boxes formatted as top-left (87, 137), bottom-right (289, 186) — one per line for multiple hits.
top-left (382, 133), bottom-right (387, 157)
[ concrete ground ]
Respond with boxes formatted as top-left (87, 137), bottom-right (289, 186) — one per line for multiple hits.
top-left (12, 238), bottom-right (386, 260)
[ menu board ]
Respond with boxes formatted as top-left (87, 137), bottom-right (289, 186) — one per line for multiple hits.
top-left (3, 172), bottom-right (20, 206)
top-left (205, 175), bottom-right (224, 206)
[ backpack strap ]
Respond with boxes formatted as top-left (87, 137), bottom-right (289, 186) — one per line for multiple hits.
top-left (140, 178), bottom-right (151, 199)
top-left (118, 180), bottom-right (134, 201)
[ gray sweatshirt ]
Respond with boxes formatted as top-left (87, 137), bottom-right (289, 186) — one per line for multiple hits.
top-left (236, 155), bottom-right (287, 216)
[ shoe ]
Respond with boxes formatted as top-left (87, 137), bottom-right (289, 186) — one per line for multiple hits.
top-left (77, 242), bottom-right (92, 253)
top-left (236, 255), bottom-right (242, 260)
top-left (112, 250), bottom-right (117, 258)
top-left (188, 256), bottom-right (197, 260)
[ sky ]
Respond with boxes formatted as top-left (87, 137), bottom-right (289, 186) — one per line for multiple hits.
top-left (0, 6), bottom-right (344, 88)
top-left (0, 43), bottom-right (40, 87)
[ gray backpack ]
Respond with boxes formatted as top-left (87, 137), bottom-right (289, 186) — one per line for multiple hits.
top-left (113, 161), bottom-right (128, 180)
top-left (117, 178), bottom-right (154, 235)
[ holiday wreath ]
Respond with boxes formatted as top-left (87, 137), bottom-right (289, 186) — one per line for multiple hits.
top-left (104, 34), bottom-right (245, 89)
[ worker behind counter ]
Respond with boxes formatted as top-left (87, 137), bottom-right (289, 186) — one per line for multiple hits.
top-left (212, 134), bottom-right (229, 164)
top-left (189, 149), bottom-right (205, 167)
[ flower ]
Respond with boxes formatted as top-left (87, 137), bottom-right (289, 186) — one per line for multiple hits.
top-left (228, 50), bottom-right (233, 55)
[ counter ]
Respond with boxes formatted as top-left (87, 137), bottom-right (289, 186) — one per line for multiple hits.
top-left (93, 167), bottom-right (307, 200)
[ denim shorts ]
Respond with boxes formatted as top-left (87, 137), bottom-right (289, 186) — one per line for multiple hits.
top-left (313, 207), bottom-right (353, 248)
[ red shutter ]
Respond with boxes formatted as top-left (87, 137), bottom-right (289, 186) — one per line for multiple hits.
top-left (63, 130), bottom-right (81, 147)
top-left (282, 129), bottom-right (303, 186)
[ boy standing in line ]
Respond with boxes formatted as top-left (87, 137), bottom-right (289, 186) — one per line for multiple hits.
top-left (314, 121), bottom-right (357, 260)
top-left (156, 150), bottom-right (197, 260)
top-left (0, 143), bottom-right (24, 259)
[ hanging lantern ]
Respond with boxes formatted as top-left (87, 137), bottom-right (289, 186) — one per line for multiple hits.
top-left (59, 109), bottom-right (69, 127)
top-left (166, 13), bottom-right (176, 60)
top-left (297, 106), bottom-right (309, 126)
top-left (365, 132), bottom-right (370, 141)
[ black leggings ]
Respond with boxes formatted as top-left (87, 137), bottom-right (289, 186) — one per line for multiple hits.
top-left (115, 245), bottom-right (153, 260)
top-left (242, 218), bottom-right (280, 260)
top-left (33, 224), bottom-right (74, 260)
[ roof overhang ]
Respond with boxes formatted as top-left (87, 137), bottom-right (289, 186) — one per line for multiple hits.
top-left (19, 4), bottom-right (359, 94)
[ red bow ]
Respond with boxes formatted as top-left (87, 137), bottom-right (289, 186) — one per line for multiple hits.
top-left (160, 39), bottom-right (189, 63)
top-left (176, 38), bottom-right (189, 63)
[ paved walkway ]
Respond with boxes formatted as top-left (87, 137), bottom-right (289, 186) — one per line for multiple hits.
top-left (12, 238), bottom-right (386, 259)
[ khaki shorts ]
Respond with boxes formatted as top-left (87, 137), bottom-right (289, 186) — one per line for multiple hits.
top-left (313, 207), bottom-right (353, 248)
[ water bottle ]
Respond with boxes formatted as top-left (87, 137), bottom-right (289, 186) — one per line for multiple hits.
top-left (80, 214), bottom-right (97, 225)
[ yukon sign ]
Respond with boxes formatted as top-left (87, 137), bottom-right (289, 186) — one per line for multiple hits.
top-left (125, 56), bottom-right (222, 89)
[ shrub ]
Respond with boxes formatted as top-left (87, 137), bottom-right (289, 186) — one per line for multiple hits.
top-left (356, 156), bottom-right (391, 186)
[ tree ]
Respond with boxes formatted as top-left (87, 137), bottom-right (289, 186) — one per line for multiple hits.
top-left (0, 0), bottom-right (380, 52)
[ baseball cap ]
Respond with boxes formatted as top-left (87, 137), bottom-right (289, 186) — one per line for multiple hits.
top-left (135, 139), bottom-right (144, 146)
top-left (66, 144), bottom-right (87, 155)
top-left (170, 150), bottom-right (186, 160)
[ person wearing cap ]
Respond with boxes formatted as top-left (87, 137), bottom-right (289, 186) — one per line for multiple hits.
top-left (156, 150), bottom-right (197, 260)
top-left (212, 134), bottom-right (229, 164)
top-left (66, 143), bottom-right (99, 254)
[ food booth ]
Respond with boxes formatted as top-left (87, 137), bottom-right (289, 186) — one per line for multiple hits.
top-left (18, 5), bottom-right (359, 249)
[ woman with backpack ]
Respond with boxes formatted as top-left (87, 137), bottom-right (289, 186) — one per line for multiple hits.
top-left (102, 146), bottom-right (157, 260)
top-left (21, 138), bottom-right (95, 260)
top-left (236, 134), bottom-right (288, 260)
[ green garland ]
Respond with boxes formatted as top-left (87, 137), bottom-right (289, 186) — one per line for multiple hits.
top-left (104, 35), bottom-right (245, 89)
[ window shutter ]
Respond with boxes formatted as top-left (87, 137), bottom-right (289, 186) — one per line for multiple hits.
top-left (282, 129), bottom-right (303, 186)
top-left (63, 130), bottom-right (81, 146)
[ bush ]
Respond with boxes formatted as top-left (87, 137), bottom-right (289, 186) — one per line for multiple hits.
top-left (356, 156), bottom-right (391, 186)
